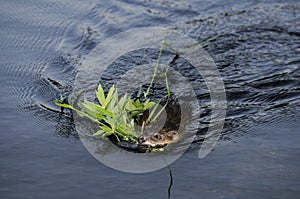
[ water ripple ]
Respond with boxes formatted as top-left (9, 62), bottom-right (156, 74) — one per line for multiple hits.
top-left (1, 1), bottom-right (299, 142)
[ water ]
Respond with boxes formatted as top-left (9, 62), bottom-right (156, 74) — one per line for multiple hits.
top-left (1, 0), bottom-right (299, 198)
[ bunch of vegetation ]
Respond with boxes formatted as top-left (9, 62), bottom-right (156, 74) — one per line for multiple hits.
top-left (55, 36), bottom-right (216, 151)
top-left (55, 37), bottom-right (172, 149)
top-left (55, 84), bottom-right (166, 144)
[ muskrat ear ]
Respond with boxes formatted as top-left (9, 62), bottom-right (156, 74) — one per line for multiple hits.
top-left (167, 131), bottom-right (177, 138)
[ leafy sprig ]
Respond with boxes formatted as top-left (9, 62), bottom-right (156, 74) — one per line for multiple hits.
top-left (55, 84), bottom-right (159, 143)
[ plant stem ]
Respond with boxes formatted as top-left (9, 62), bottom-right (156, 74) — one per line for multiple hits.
top-left (144, 40), bottom-right (164, 99)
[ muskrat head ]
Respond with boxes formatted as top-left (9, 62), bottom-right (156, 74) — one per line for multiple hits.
top-left (138, 130), bottom-right (179, 148)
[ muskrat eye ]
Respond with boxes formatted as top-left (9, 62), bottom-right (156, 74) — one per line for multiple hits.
top-left (151, 133), bottom-right (163, 141)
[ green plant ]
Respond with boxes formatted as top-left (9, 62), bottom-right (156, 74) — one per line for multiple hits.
top-left (55, 41), bottom-right (170, 144)
top-left (55, 84), bottom-right (158, 143)
top-left (55, 35), bottom-right (217, 146)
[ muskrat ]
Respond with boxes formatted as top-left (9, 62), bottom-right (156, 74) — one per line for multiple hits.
top-left (113, 96), bottom-right (190, 152)
top-left (138, 130), bottom-right (179, 148)
top-left (135, 96), bottom-right (181, 148)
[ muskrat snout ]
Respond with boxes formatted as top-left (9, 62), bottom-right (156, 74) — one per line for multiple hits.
top-left (138, 136), bottom-right (146, 144)
top-left (138, 130), bottom-right (179, 147)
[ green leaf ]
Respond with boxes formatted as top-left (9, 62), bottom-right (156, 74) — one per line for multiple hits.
top-left (120, 112), bottom-right (128, 126)
top-left (117, 93), bottom-right (128, 112)
top-left (54, 100), bottom-right (74, 109)
top-left (80, 100), bottom-right (114, 118)
top-left (107, 86), bottom-right (118, 112)
top-left (125, 99), bottom-right (136, 111)
top-left (55, 100), bottom-right (108, 126)
top-left (116, 126), bottom-right (129, 136)
top-left (125, 99), bottom-right (155, 119)
top-left (93, 130), bottom-right (105, 136)
top-left (96, 84), bottom-right (106, 106)
top-left (102, 117), bottom-right (117, 131)
top-left (103, 131), bottom-right (114, 138)
top-left (143, 99), bottom-right (156, 110)
top-left (100, 124), bottom-right (114, 133)
top-left (104, 84), bottom-right (115, 108)
top-left (78, 102), bottom-right (102, 120)
top-left (134, 99), bottom-right (143, 109)
top-left (118, 123), bottom-right (137, 137)
top-left (130, 119), bottom-right (135, 129)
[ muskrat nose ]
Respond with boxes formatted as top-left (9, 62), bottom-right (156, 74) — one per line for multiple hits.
top-left (138, 136), bottom-right (146, 143)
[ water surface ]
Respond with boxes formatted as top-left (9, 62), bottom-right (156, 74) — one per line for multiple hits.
top-left (1, 0), bottom-right (299, 198)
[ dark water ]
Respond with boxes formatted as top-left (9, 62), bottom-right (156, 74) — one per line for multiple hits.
top-left (1, 0), bottom-right (300, 198)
